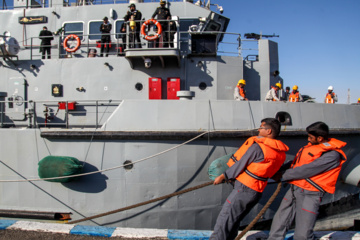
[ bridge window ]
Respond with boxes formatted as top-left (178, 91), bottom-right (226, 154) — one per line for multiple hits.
top-left (63, 22), bottom-right (84, 40)
top-left (88, 20), bottom-right (102, 40)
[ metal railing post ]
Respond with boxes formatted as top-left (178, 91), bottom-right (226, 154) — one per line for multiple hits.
top-left (65, 101), bottom-right (69, 129)
top-left (96, 100), bottom-right (98, 129)
top-left (32, 101), bottom-right (37, 128)
top-left (0, 101), bottom-right (4, 128)
top-left (30, 37), bottom-right (33, 60)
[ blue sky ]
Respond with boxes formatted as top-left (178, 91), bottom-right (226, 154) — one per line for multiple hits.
top-left (214, 0), bottom-right (360, 103)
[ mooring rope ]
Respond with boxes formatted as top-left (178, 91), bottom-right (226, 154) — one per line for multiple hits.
top-left (235, 182), bottom-right (282, 240)
top-left (68, 181), bottom-right (214, 224)
top-left (0, 129), bottom-right (259, 183)
top-left (0, 130), bottom-right (210, 182)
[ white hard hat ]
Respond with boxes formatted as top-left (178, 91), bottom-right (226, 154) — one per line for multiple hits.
top-left (328, 86), bottom-right (333, 90)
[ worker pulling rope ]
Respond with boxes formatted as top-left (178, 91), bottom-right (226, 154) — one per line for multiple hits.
top-left (68, 181), bottom-right (214, 224)
top-left (69, 180), bottom-right (283, 240)
top-left (235, 182), bottom-right (282, 240)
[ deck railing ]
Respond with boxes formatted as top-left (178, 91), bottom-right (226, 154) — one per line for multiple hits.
top-left (19, 23), bottom-right (243, 60)
top-left (2, 0), bottom-right (198, 10)
top-left (0, 100), bottom-right (122, 129)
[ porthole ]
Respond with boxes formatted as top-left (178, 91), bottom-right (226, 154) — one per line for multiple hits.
top-left (199, 82), bottom-right (207, 90)
top-left (123, 160), bottom-right (134, 170)
top-left (135, 83), bottom-right (143, 91)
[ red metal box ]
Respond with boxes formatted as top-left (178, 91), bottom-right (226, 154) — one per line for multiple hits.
top-left (167, 78), bottom-right (180, 100)
top-left (58, 102), bottom-right (76, 110)
top-left (149, 78), bottom-right (162, 99)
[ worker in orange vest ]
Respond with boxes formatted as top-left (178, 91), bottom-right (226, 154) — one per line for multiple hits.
top-left (210, 118), bottom-right (289, 240)
top-left (268, 121), bottom-right (347, 240)
top-left (324, 86), bottom-right (338, 103)
top-left (265, 83), bottom-right (282, 101)
top-left (357, 98), bottom-right (360, 103)
top-left (288, 85), bottom-right (303, 102)
top-left (233, 79), bottom-right (248, 101)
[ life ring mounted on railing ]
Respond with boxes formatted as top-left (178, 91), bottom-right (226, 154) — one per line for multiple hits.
top-left (63, 34), bottom-right (81, 53)
top-left (141, 19), bottom-right (162, 41)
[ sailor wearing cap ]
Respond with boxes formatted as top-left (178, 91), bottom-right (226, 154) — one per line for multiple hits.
top-left (99, 16), bottom-right (112, 57)
top-left (124, 3), bottom-right (142, 48)
top-left (151, 0), bottom-right (171, 47)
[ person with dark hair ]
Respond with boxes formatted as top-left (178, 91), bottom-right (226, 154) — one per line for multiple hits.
top-left (100, 16), bottom-right (112, 57)
top-left (39, 26), bottom-right (53, 59)
top-left (124, 3), bottom-right (142, 48)
top-left (151, 0), bottom-right (171, 47)
top-left (210, 118), bottom-right (289, 240)
top-left (268, 121), bottom-right (347, 240)
top-left (167, 16), bottom-right (177, 48)
top-left (281, 86), bottom-right (290, 101)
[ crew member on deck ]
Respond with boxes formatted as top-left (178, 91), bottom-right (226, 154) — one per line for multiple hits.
top-left (152, 0), bottom-right (171, 48)
top-left (281, 86), bottom-right (290, 101)
top-left (358, 98), bottom-right (360, 104)
top-left (288, 85), bottom-right (303, 102)
top-left (268, 121), bottom-right (347, 240)
top-left (324, 86), bottom-right (338, 104)
top-left (124, 3), bottom-right (142, 48)
top-left (100, 17), bottom-right (112, 57)
top-left (210, 118), bottom-right (289, 240)
top-left (265, 83), bottom-right (282, 101)
top-left (167, 16), bottom-right (177, 48)
top-left (39, 26), bottom-right (53, 59)
top-left (234, 79), bottom-right (248, 101)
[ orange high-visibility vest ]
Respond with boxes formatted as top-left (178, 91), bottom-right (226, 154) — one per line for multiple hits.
top-left (227, 136), bottom-right (289, 192)
top-left (288, 138), bottom-right (347, 194)
top-left (325, 93), bottom-right (335, 104)
top-left (237, 85), bottom-right (246, 99)
top-left (289, 92), bottom-right (300, 102)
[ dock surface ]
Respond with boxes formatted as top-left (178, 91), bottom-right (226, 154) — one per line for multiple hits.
top-left (1, 219), bottom-right (360, 239)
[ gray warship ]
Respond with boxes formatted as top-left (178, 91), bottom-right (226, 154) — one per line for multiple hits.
top-left (1, 0), bottom-right (360, 231)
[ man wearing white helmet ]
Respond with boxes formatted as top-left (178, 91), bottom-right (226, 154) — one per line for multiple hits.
top-left (324, 86), bottom-right (338, 104)
top-left (265, 83), bottom-right (282, 101)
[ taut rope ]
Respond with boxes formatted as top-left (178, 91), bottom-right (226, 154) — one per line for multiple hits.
top-left (68, 181), bottom-right (214, 224)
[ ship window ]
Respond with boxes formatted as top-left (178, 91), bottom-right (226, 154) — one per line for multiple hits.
top-left (88, 21), bottom-right (102, 40)
top-left (115, 20), bottom-right (125, 39)
top-left (135, 83), bottom-right (143, 91)
top-left (63, 22), bottom-right (84, 40)
top-left (275, 111), bottom-right (292, 126)
top-left (199, 82), bottom-right (207, 90)
top-left (204, 20), bottom-right (221, 32)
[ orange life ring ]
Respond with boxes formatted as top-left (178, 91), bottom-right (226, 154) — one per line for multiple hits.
top-left (63, 34), bottom-right (81, 53)
top-left (140, 19), bottom-right (162, 41)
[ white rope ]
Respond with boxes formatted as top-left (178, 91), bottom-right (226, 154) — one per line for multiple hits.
top-left (0, 129), bottom-right (258, 183)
